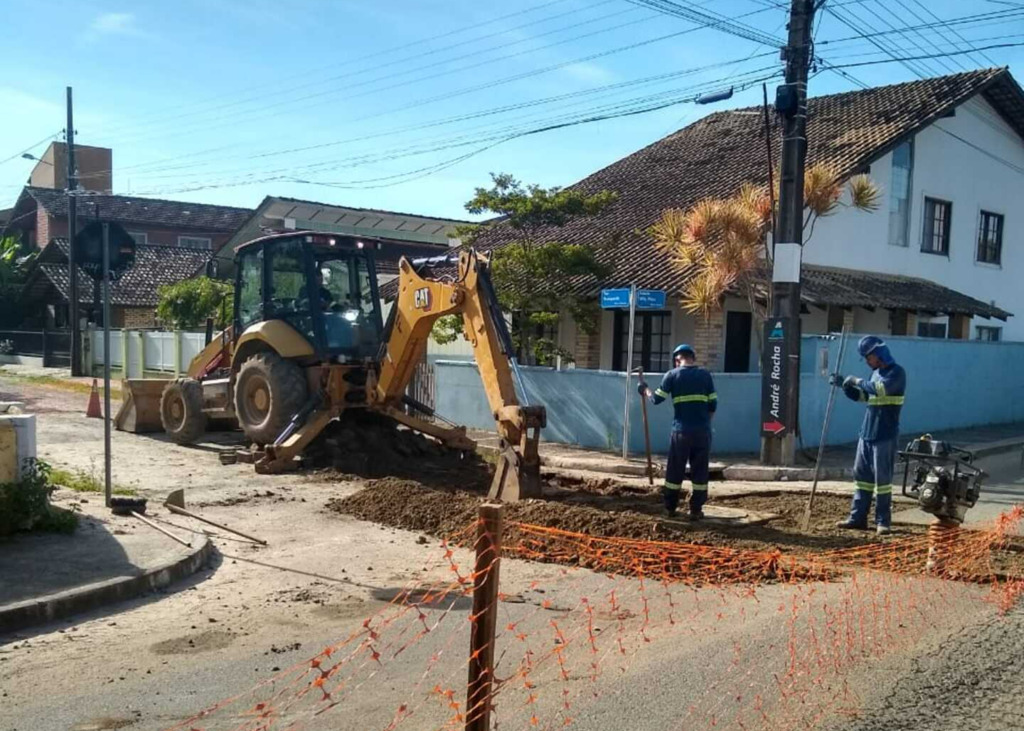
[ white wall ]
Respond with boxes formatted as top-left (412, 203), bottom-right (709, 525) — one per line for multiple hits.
top-left (802, 96), bottom-right (1024, 340)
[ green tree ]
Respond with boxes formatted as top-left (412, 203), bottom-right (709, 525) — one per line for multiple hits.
top-left (156, 276), bottom-right (234, 329)
top-left (443, 173), bottom-right (617, 365)
top-left (0, 235), bottom-right (36, 328)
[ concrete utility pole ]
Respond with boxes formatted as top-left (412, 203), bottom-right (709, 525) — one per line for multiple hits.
top-left (67, 86), bottom-right (82, 376)
top-left (761, 0), bottom-right (815, 466)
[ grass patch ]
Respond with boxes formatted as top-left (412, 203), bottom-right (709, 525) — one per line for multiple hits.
top-left (50, 467), bottom-right (136, 496)
top-left (0, 368), bottom-right (123, 399)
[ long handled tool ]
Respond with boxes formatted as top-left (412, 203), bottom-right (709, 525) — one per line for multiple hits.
top-left (801, 327), bottom-right (849, 532)
top-left (164, 489), bottom-right (268, 545)
top-left (634, 367), bottom-right (655, 487)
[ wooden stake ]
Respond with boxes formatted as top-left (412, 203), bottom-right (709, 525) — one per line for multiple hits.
top-left (465, 503), bottom-right (503, 731)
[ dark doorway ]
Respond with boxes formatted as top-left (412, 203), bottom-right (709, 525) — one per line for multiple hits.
top-left (724, 311), bottom-right (752, 373)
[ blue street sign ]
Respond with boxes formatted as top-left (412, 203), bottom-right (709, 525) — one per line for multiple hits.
top-left (600, 288), bottom-right (667, 310)
top-left (600, 288), bottom-right (631, 309)
top-left (636, 289), bottom-right (666, 310)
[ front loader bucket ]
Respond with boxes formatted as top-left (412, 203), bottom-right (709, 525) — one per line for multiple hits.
top-left (115, 379), bottom-right (166, 433)
top-left (488, 443), bottom-right (542, 502)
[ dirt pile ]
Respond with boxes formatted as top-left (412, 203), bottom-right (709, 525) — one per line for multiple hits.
top-left (326, 478), bottom-right (915, 555)
top-left (304, 410), bottom-right (492, 490)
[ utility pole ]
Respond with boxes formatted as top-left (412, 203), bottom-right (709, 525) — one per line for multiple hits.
top-left (761, 0), bottom-right (815, 466)
top-left (67, 86), bottom-right (82, 376)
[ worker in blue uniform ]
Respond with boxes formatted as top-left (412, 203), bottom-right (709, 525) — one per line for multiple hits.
top-left (638, 343), bottom-right (717, 520)
top-left (831, 335), bottom-right (907, 535)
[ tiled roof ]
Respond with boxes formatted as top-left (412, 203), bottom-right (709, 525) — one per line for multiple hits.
top-left (801, 266), bottom-right (1009, 320)
top-left (27, 239), bottom-right (212, 307)
top-left (24, 187), bottom-right (252, 232)
top-left (471, 68), bottom-right (1021, 304)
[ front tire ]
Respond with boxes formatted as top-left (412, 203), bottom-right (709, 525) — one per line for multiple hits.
top-left (234, 352), bottom-right (307, 445)
top-left (160, 378), bottom-right (207, 444)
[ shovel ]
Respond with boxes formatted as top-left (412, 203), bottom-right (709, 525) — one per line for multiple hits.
top-left (164, 489), bottom-right (268, 545)
top-left (633, 368), bottom-right (655, 487)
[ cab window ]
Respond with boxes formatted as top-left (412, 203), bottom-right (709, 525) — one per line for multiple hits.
top-left (236, 248), bottom-right (263, 327)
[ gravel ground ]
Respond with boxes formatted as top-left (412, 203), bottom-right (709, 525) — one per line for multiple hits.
top-left (826, 606), bottom-right (1024, 731)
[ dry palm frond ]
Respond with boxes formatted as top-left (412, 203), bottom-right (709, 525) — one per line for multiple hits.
top-left (847, 174), bottom-right (881, 212)
top-left (682, 198), bottom-right (722, 246)
top-left (804, 163), bottom-right (842, 217)
top-left (649, 208), bottom-right (689, 251)
top-left (681, 267), bottom-right (734, 320)
top-left (735, 183), bottom-right (774, 229)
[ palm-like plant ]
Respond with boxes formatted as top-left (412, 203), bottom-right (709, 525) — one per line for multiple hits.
top-left (650, 164), bottom-right (880, 322)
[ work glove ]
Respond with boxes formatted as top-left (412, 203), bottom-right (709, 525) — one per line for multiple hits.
top-left (842, 375), bottom-right (862, 389)
top-left (637, 382), bottom-right (649, 396)
top-left (828, 373), bottom-right (844, 387)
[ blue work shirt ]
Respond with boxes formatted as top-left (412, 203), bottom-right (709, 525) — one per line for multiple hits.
top-left (843, 361), bottom-right (907, 442)
top-left (651, 365), bottom-right (717, 433)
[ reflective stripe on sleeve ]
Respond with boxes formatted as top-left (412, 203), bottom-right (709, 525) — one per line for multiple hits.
top-left (655, 388), bottom-right (669, 399)
top-left (867, 395), bottom-right (905, 406)
top-left (707, 392), bottom-right (718, 401)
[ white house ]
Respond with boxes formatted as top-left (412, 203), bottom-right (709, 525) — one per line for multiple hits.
top-left (462, 68), bottom-right (1021, 373)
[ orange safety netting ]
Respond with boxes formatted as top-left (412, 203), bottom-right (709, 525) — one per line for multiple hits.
top-left (168, 505), bottom-right (1024, 731)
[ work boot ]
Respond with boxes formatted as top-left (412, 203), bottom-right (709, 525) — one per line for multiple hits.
top-left (876, 525), bottom-right (892, 536)
top-left (835, 519), bottom-right (869, 530)
top-left (688, 510), bottom-right (705, 523)
top-left (662, 486), bottom-right (681, 517)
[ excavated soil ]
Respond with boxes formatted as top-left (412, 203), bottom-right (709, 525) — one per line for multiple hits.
top-left (327, 477), bottom-right (922, 555)
top-left (304, 410), bottom-right (492, 491)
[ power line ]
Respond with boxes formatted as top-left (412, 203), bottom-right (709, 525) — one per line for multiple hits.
top-left (95, 0), bottom-right (579, 138)
top-left (100, 0), bottom-right (638, 146)
top-left (903, 0), bottom-right (996, 67)
top-left (623, 0), bottom-right (784, 46)
top-left (0, 131), bottom-right (62, 167)
top-left (826, 41), bottom-right (1024, 69)
top-left (826, 3), bottom-right (933, 78)
top-left (873, 0), bottom-right (964, 74)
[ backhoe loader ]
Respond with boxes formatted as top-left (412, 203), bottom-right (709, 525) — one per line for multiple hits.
top-left (117, 231), bottom-right (544, 501)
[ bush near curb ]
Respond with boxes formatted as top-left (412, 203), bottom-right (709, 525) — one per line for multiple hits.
top-left (0, 459), bottom-right (78, 537)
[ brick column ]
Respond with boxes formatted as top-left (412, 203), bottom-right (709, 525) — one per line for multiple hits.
top-left (693, 313), bottom-right (724, 371)
top-left (573, 325), bottom-right (602, 369)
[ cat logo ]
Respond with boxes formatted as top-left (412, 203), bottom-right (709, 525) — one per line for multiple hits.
top-left (413, 287), bottom-right (432, 311)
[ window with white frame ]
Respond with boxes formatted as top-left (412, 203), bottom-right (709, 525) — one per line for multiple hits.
top-left (976, 211), bottom-right (1003, 265)
top-left (178, 235), bottom-right (212, 249)
top-left (976, 325), bottom-right (1001, 342)
top-left (888, 140), bottom-right (913, 247)
top-left (128, 231), bottom-right (148, 245)
top-left (921, 198), bottom-right (951, 255)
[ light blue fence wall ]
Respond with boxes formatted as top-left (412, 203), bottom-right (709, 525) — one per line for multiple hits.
top-left (435, 335), bottom-right (1024, 455)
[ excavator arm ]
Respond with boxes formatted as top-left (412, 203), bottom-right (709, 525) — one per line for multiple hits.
top-left (372, 249), bottom-right (545, 501)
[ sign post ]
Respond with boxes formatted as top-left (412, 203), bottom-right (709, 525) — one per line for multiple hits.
top-left (101, 223), bottom-right (112, 508)
top-left (760, 317), bottom-right (798, 439)
top-left (600, 287), bottom-right (666, 460)
top-left (73, 219), bottom-right (135, 509)
top-left (622, 284), bottom-right (637, 459)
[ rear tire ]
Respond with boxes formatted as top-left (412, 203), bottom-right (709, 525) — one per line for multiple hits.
top-left (234, 352), bottom-right (307, 445)
top-left (160, 378), bottom-right (207, 444)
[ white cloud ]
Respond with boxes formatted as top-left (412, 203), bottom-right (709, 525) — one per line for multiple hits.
top-left (89, 12), bottom-right (143, 37)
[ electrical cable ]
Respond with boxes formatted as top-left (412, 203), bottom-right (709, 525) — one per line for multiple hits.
top-left (0, 131), bottom-right (63, 168)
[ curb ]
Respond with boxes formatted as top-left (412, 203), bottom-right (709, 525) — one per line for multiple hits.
top-left (971, 438), bottom-right (1024, 460)
top-left (721, 465), bottom-right (854, 482)
top-left (0, 533), bottom-right (213, 635)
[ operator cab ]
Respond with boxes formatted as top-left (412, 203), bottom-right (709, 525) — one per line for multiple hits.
top-left (234, 232), bottom-right (384, 362)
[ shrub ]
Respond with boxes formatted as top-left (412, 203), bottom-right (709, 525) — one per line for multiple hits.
top-left (0, 459), bottom-right (78, 537)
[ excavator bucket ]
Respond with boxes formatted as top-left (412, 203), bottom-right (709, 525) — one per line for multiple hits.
top-left (115, 379), bottom-right (166, 433)
top-left (488, 442), bottom-right (542, 502)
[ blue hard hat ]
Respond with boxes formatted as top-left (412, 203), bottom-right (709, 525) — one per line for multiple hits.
top-left (857, 335), bottom-right (884, 358)
top-left (672, 343), bottom-right (696, 358)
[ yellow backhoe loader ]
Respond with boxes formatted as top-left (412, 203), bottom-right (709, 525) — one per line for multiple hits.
top-left (117, 231), bottom-right (544, 501)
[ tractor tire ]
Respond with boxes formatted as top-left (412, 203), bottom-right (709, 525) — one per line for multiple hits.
top-left (234, 352), bottom-right (308, 446)
top-left (160, 378), bottom-right (207, 445)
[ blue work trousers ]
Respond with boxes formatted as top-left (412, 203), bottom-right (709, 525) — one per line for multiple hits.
top-left (664, 429), bottom-right (711, 514)
top-left (847, 437), bottom-right (897, 528)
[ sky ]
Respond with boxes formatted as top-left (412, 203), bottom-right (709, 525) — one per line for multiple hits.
top-left (1, 0), bottom-right (1022, 221)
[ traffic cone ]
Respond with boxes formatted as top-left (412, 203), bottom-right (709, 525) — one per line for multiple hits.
top-left (86, 379), bottom-right (102, 418)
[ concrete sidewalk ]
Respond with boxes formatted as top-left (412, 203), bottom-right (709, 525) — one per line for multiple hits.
top-left (0, 489), bottom-right (213, 635)
top-left (473, 422), bottom-right (1024, 484)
